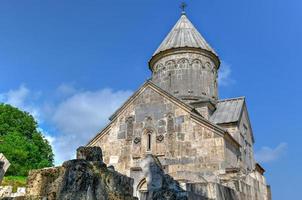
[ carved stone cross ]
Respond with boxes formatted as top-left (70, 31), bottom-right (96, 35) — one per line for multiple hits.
top-left (180, 2), bottom-right (187, 13)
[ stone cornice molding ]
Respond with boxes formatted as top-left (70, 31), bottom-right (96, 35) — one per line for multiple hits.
top-left (149, 47), bottom-right (220, 72)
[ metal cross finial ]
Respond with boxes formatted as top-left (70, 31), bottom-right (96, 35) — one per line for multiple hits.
top-left (180, 2), bottom-right (187, 14)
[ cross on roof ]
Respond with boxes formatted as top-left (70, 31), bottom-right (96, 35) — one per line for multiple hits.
top-left (180, 2), bottom-right (187, 14)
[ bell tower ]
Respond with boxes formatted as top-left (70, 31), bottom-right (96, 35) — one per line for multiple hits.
top-left (149, 12), bottom-right (220, 106)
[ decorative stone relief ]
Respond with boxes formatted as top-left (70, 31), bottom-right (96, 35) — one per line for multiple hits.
top-left (151, 54), bottom-right (218, 101)
top-left (158, 119), bottom-right (166, 134)
top-left (192, 59), bottom-right (202, 68)
top-left (165, 60), bottom-right (176, 70)
top-left (126, 116), bottom-right (134, 140)
top-left (178, 58), bottom-right (189, 69)
top-left (154, 63), bottom-right (164, 74)
top-left (156, 135), bottom-right (164, 142)
top-left (133, 137), bottom-right (141, 144)
top-left (167, 114), bottom-right (174, 134)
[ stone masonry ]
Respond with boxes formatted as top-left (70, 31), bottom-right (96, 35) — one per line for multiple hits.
top-left (87, 11), bottom-right (271, 200)
top-left (23, 146), bottom-right (137, 200)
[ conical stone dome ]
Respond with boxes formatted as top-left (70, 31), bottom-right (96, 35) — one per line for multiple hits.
top-left (149, 14), bottom-right (220, 102)
top-left (152, 14), bottom-right (217, 57)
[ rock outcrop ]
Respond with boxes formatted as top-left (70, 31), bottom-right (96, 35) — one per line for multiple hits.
top-left (25, 146), bottom-right (137, 200)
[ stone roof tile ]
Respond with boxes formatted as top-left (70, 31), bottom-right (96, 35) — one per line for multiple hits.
top-left (210, 97), bottom-right (245, 124)
top-left (153, 14), bottom-right (217, 56)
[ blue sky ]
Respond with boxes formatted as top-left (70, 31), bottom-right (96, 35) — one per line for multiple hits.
top-left (0, 1), bottom-right (301, 199)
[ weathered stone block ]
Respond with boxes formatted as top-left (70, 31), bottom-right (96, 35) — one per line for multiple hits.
top-left (0, 161), bottom-right (4, 184)
top-left (25, 147), bottom-right (137, 200)
top-left (76, 146), bottom-right (103, 162)
top-left (117, 131), bottom-right (126, 139)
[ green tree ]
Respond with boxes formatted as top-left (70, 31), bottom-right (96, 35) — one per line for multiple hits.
top-left (0, 104), bottom-right (54, 176)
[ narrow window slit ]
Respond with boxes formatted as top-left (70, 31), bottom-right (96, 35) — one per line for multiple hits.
top-left (147, 133), bottom-right (151, 151)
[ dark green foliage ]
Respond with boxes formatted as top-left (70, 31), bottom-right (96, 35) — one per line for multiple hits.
top-left (0, 104), bottom-right (54, 176)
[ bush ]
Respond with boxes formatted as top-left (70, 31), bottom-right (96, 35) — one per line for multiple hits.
top-left (0, 104), bottom-right (54, 176)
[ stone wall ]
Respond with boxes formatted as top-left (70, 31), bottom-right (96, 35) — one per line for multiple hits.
top-left (0, 186), bottom-right (26, 198)
top-left (151, 51), bottom-right (218, 101)
top-left (89, 86), bottom-right (231, 191)
top-left (220, 106), bottom-right (256, 173)
top-left (138, 154), bottom-right (211, 200)
top-left (185, 183), bottom-right (238, 200)
top-left (24, 146), bottom-right (137, 200)
top-left (219, 170), bottom-right (270, 200)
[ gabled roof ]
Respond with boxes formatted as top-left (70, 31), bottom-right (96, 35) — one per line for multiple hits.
top-left (88, 81), bottom-right (240, 148)
top-left (210, 96), bottom-right (255, 143)
top-left (153, 14), bottom-right (217, 57)
top-left (210, 97), bottom-right (245, 124)
top-left (109, 80), bottom-right (194, 121)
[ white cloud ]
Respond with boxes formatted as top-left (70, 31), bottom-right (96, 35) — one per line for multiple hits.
top-left (56, 83), bottom-right (77, 97)
top-left (218, 61), bottom-right (235, 86)
top-left (255, 143), bottom-right (288, 163)
top-left (0, 84), bottom-right (132, 165)
top-left (0, 84), bottom-right (41, 121)
top-left (0, 84), bottom-right (29, 107)
top-left (50, 88), bottom-right (132, 164)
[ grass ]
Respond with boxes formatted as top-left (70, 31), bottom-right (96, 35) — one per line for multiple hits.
top-left (1, 176), bottom-right (27, 192)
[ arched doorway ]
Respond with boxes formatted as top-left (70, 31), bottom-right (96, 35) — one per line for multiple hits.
top-left (137, 178), bottom-right (148, 199)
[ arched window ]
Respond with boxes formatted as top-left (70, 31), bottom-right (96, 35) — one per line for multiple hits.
top-left (147, 133), bottom-right (152, 151)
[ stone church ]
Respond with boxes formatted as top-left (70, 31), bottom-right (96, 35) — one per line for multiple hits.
top-left (88, 11), bottom-right (271, 200)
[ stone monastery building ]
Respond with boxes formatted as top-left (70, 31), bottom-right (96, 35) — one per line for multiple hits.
top-left (88, 11), bottom-right (271, 200)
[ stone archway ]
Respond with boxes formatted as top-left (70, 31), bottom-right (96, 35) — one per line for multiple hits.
top-left (136, 178), bottom-right (148, 200)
